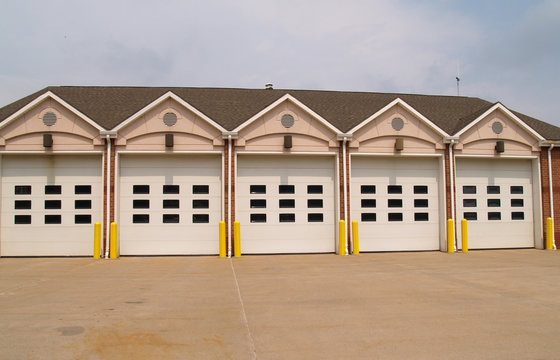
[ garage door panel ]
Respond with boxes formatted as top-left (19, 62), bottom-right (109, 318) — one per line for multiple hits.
top-left (456, 159), bottom-right (534, 249)
top-left (119, 155), bottom-right (221, 255)
top-left (351, 157), bottom-right (441, 252)
top-left (238, 155), bottom-right (336, 254)
top-left (1, 155), bottom-right (103, 256)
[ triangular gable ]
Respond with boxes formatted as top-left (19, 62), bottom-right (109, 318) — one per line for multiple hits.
top-left (348, 98), bottom-right (450, 137)
top-left (0, 91), bottom-right (105, 132)
top-left (454, 103), bottom-right (544, 141)
top-left (112, 91), bottom-right (227, 133)
top-left (232, 94), bottom-right (343, 135)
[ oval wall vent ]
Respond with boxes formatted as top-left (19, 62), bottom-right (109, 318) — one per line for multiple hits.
top-left (42, 112), bottom-right (57, 126)
top-left (163, 112), bottom-right (178, 127)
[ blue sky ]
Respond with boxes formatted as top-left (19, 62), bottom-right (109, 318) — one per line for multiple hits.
top-left (1, 0), bottom-right (558, 127)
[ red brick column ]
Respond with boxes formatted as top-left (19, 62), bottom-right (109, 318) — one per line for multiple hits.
top-left (552, 148), bottom-right (560, 248)
top-left (444, 144), bottom-right (455, 221)
top-left (540, 148), bottom-right (550, 248)
top-left (540, 146), bottom-right (560, 248)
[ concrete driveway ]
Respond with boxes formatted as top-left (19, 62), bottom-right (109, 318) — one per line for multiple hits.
top-left (1, 250), bottom-right (559, 359)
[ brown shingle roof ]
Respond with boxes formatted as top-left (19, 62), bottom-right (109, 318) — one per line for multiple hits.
top-left (1, 86), bottom-right (559, 139)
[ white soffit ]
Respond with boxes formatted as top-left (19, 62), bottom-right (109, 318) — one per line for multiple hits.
top-left (112, 91), bottom-right (227, 133)
top-left (454, 103), bottom-right (544, 141)
top-left (232, 94), bottom-right (343, 134)
top-left (348, 98), bottom-right (450, 137)
top-left (0, 91), bottom-right (105, 132)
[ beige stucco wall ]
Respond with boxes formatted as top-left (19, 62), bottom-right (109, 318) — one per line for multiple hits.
top-left (349, 104), bottom-right (445, 154)
top-left (115, 98), bottom-right (223, 151)
top-left (236, 100), bottom-right (339, 152)
top-left (455, 109), bottom-right (540, 156)
top-left (0, 98), bottom-right (103, 151)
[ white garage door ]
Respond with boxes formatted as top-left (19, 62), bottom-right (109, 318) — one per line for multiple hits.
top-left (455, 158), bottom-right (534, 249)
top-left (119, 155), bottom-right (221, 255)
top-left (1, 155), bottom-right (103, 256)
top-left (351, 157), bottom-right (441, 251)
top-left (237, 155), bottom-right (336, 254)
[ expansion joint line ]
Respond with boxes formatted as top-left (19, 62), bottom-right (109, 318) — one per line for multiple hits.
top-left (230, 258), bottom-right (257, 359)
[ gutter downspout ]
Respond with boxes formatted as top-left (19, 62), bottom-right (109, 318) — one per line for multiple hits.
top-left (228, 135), bottom-right (232, 258)
top-left (548, 144), bottom-right (556, 249)
top-left (105, 135), bottom-right (111, 259)
top-left (448, 141), bottom-right (457, 251)
top-left (342, 137), bottom-right (349, 255)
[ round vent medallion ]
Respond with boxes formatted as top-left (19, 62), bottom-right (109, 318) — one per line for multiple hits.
top-left (281, 114), bottom-right (295, 128)
top-left (163, 112), bottom-right (178, 127)
top-left (492, 121), bottom-right (504, 134)
top-left (42, 112), bottom-right (57, 126)
top-left (391, 117), bottom-right (404, 131)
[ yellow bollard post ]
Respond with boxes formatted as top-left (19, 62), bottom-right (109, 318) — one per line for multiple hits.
top-left (461, 219), bottom-right (468, 253)
top-left (234, 221), bottom-right (241, 257)
top-left (110, 222), bottom-right (118, 259)
top-left (546, 217), bottom-right (553, 250)
top-left (93, 222), bottom-right (101, 259)
top-left (352, 220), bottom-right (359, 255)
top-left (447, 219), bottom-right (454, 253)
top-left (219, 221), bottom-right (227, 257)
top-left (339, 220), bottom-right (346, 255)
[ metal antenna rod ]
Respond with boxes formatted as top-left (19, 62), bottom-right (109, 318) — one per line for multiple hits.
top-left (456, 63), bottom-right (460, 96)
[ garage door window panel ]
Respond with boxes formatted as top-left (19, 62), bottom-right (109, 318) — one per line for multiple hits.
top-left (487, 199), bottom-right (501, 207)
top-left (279, 185), bottom-right (295, 194)
top-left (15, 185), bottom-right (32, 195)
top-left (250, 214), bottom-right (266, 223)
top-left (279, 213), bottom-right (295, 223)
top-left (133, 199), bottom-right (150, 209)
top-left (415, 213), bottom-right (429, 221)
top-left (133, 214), bottom-right (150, 223)
top-left (163, 199), bottom-right (180, 209)
top-left (463, 186), bottom-right (476, 194)
top-left (388, 185), bottom-right (402, 194)
top-left (193, 214), bottom-right (209, 223)
top-left (414, 185), bottom-right (428, 194)
top-left (163, 214), bottom-right (180, 223)
top-left (75, 215), bottom-right (91, 224)
top-left (15, 215), bottom-right (32, 224)
top-left (280, 199), bottom-right (296, 208)
top-left (308, 213), bottom-right (323, 222)
top-left (307, 199), bottom-right (322, 208)
top-left (307, 185), bottom-right (323, 194)
top-left (361, 185), bottom-right (376, 194)
top-left (251, 199), bottom-right (266, 208)
top-left (193, 200), bottom-right (209, 209)
top-left (488, 212), bottom-right (501, 220)
top-left (193, 185), bottom-right (209, 194)
top-left (511, 199), bottom-right (524, 207)
top-left (362, 213), bottom-right (376, 222)
top-left (510, 186), bottom-right (523, 194)
top-left (250, 185), bottom-right (266, 194)
top-left (512, 212), bottom-right (525, 220)
top-left (133, 185), bottom-right (150, 194)
top-left (388, 199), bottom-right (402, 208)
top-left (45, 185), bottom-right (62, 195)
top-left (15, 200), bottom-right (32, 210)
top-left (414, 199), bottom-right (428, 208)
top-left (163, 185), bottom-right (180, 194)
top-left (44, 200), bottom-right (61, 209)
top-left (388, 213), bottom-right (403, 221)
top-left (75, 185), bottom-right (91, 195)
top-left (45, 215), bottom-right (61, 224)
top-left (487, 186), bottom-right (500, 194)
top-left (464, 212), bottom-right (477, 221)
top-left (75, 200), bottom-right (91, 209)
top-left (361, 199), bottom-right (376, 208)
top-left (463, 199), bottom-right (477, 207)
